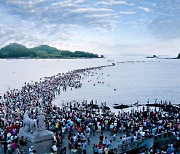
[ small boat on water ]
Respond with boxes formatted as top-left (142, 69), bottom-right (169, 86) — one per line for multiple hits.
top-left (146, 103), bottom-right (163, 107)
top-left (104, 106), bottom-right (110, 110)
top-left (113, 104), bottom-right (131, 109)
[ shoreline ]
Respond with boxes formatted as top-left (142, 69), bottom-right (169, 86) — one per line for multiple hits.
top-left (0, 57), bottom-right (104, 60)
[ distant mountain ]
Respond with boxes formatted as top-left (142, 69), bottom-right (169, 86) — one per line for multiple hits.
top-left (0, 43), bottom-right (100, 59)
top-left (146, 55), bottom-right (158, 58)
top-left (145, 53), bottom-right (180, 59)
top-left (0, 43), bottom-right (36, 58)
top-left (162, 53), bottom-right (180, 59)
top-left (31, 45), bottom-right (59, 53)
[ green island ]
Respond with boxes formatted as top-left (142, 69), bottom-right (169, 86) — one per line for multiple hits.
top-left (146, 54), bottom-right (180, 59)
top-left (0, 43), bottom-right (104, 59)
top-left (164, 53), bottom-right (180, 59)
top-left (177, 53), bottom-right (180, 59)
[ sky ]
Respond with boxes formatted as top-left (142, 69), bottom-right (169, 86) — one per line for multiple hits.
top-left (0, 0), bottom-right (180, 55)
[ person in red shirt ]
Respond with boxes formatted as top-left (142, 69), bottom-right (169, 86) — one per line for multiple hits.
top-left (11, 140), bottom-right (16, 152)
top-left (98, 141), bottom-right (103, 149)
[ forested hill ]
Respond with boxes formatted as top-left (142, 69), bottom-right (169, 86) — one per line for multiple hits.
top-left (0, 43), bottom-right (102, 59)
top-left (177, 53), bottom-right (180, 59)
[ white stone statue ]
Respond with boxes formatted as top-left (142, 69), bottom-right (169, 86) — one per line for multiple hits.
top-left (36, 110), bottom-right (46, 131)
top-left (23, 111), bottom-right (37, 134)
top-left (19, 109), bottom-right (54, 153)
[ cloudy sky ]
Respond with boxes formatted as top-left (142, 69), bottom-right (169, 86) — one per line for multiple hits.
top-left (0, 0), bottom-right (180, 55)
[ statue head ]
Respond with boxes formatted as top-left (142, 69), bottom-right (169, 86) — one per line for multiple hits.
top-left (24, 110), bottom-right (30, 116)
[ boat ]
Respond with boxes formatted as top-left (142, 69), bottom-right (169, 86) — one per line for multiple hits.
top-left (145, 103), bottom-right (163, 107)
top-left (113, 104), bottom-right (130, 109)
top-left (104, 106), bottom-right (110, 110)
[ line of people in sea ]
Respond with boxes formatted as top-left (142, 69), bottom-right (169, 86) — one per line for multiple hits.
top-left (0, 63), bottom-right (114, 153)
top-left (0, 63), bottom-right (179, 154)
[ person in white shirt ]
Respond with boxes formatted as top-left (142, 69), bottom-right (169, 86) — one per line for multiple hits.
top-left (29, 146), bottom-right (35, 154)
top-left (110, 123), bottom-right (114, 136)
top-left (51, 144), bottom-right (58, 153)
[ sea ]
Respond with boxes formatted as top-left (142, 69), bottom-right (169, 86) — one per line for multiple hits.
top-left (0, 55), bottom-right (179, 112)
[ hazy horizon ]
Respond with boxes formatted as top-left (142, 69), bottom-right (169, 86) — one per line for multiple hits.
top-left (0, 0), bottom-right (180, 56)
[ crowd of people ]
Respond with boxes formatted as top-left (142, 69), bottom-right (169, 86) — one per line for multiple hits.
top-left (53, 100), bottom-right (179, 154)
top-left (0, 63), bottom-right (179, 154)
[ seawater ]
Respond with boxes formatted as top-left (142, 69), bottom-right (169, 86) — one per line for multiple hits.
top-left (0, 56), bottom-right (180, 110)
